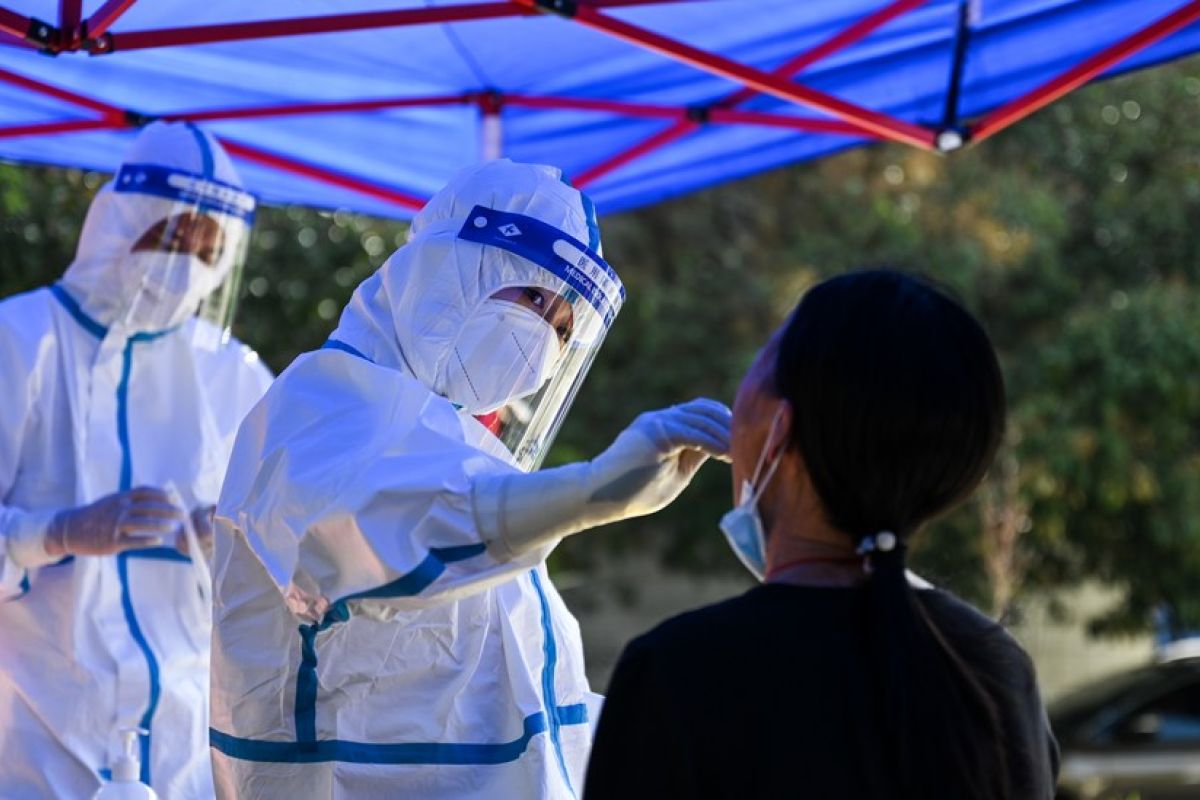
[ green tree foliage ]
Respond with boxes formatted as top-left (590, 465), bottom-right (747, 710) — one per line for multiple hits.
top-left (3, 60), bottom-right (1200, 633)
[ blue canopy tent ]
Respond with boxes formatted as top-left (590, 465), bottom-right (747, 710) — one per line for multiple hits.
top-left (1, 0), bottom-right (1200, 218)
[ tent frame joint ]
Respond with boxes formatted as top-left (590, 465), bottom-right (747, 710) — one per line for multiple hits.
top-left (15, 15), bottom-right (114, 55)
top-left (685, 104), bottom-right (711, 125)
top-left (124, 108), bottom-right (157, 127)
top-left (85, 30), bottom-right (115, 55)
top-left (25, 16), bottom-right (61, 54)
top-left (934, 126), bottom-right (967, 153)
top-left (476, 89), bottom-right (504, 115)
top-left (531, 0), bottom-right (577, 18)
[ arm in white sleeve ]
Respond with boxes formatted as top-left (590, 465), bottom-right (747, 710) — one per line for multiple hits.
top-left (473, 398), bottom-right (732, 559)
top-left (216, 354), bottom-right (562, 616)
top-left (0, 316), bottom-right (59, 597)
top-left (220, 350), bottom-right (731, 615)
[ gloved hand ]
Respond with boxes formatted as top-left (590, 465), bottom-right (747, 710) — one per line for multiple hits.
top-left (44, 487), bottom-right (187, 558)
top-left (585, 398), bottom-right (732, 517)
top-left (176, 505), bottom-right (215, 561)
top-left (473, 398), bottom-right (732, 559)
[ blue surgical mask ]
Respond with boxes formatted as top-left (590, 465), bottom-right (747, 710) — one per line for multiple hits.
top-left (719, 407), bottom-right (785, 581)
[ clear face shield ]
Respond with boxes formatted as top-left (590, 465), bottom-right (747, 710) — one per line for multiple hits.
top-left (114, 163), bottom-right (256, 347)
top-left (451, 205), bottom-right (625, 471)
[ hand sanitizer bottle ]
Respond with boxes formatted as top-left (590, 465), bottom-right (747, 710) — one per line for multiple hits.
top-left (92, 729), bottom-right (159, 799)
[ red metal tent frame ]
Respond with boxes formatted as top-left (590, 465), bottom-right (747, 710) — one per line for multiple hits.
top-left (1, 0), bottom-right (1199, 210)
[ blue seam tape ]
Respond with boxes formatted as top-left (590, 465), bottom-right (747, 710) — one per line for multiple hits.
top-left (116, 338), bottom-right (156, 784)
top-left (321, 339), bottom-right (371, 362)
top-left (559, 173), bottom-right (602, 252)
top-left (291, 543), bottom-right (488, 744)
top-left (117, 552), bottom-right (159, 784)
top-left (579, 192), bottom-right (601, 252)
top-left (117, 340), bottom-right (135, 496)
top-left (4, 573), bottom-right (31, 603)
top-left (556, 703), bottom-right (588, 726)
top-left (50, 284), bottom-right (107, 339)
top-left (295, 625), bottom-right (320, 744)
top-left (122, 547), bottom-right (191, 563)
top-left (214, 712), bottom-right (548, 765)
top-left (530, 568), bottom-right (575, 796)
top-left (338, 543), bottom-right (486, 603)
top-left (113, 330), bottom-right (179, 785)
top-left (211, 705), bottom-right (588, 765)
top-left (185, 123), bottom-right (215, 180)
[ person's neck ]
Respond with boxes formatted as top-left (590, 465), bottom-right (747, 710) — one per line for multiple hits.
top-left (760, 462), bottom-right (862, 587)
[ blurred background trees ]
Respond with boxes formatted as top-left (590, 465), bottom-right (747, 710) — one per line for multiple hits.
top-left (3, 60), bottom-right (1200, 638)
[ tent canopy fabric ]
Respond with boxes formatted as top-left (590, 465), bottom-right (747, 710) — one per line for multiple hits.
top-left (1, 0), bottom-right (1199, 219)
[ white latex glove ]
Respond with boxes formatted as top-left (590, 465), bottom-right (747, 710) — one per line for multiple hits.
top-left (176, 505), bottom-right (215, 560)
top-left (473, 398), bottom-right (732, 559)
top-left (44, 487), bottom-right (186, 558)
top-left (586, 397), bottom-right (731, 515)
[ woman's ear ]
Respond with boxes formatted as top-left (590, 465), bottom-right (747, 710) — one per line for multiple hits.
top-left (766, 399), bottom-right (793, 462)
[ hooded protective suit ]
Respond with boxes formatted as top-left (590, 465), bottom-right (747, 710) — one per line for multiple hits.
top-left (209, 161), bottom-right (731, 799)
top-left (0, 122), bottom-right (273, 798)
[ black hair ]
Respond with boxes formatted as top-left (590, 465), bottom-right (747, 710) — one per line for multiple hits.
top-left (774, 269), bottom-right (1009, 800)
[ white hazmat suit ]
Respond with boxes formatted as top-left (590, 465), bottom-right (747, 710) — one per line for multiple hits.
top-left (0, 122), bottom-right (273, 798)
top-left (210, 161), bottom-right (731, 799)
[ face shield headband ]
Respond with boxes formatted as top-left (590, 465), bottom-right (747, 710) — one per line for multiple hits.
top-left (452, 205), bottom-right (624, 471)
top-left (113, 163), bottom-right (256, 342)
top-left (113, 163), bottom-right (257, 223)
top-left (456, 205), bottom-right (624, 327)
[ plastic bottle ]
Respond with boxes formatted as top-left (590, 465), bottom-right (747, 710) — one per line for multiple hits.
top-left (91, 729), bottom-right (159, 800)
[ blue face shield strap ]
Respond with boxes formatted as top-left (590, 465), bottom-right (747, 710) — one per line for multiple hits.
top-left (184, 122), bottom-right (215, 180)
top-left (558, 173), bottom-right (602, 252)
top-left (457, 205), bottom-right (623, 326)
top-left (113, 163), bottom-right (257, 222)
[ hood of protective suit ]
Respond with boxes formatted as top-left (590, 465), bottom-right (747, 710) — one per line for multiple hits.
top-left (329, 159), bottom-right (604, 387)
top-left (60, 121), bottom-right (245, 328)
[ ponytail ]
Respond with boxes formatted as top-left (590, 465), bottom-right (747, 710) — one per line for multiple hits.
top-left (859, 533), bottom-right (1009, 800)
top-left (774, 270), bottom-right (1010, 799)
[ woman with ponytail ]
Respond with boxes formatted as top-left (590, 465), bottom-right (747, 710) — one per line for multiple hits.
top-left (584, 270), bottom-right (1058, 799)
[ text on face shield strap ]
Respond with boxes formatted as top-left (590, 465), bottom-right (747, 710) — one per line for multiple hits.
top-left (457, 206), bottom-right (623, 327)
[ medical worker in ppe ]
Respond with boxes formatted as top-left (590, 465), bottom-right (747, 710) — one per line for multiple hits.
top-left (0, 121), bottom-right (273, 798)
top-left (210, 159), bottom-right (731, 799)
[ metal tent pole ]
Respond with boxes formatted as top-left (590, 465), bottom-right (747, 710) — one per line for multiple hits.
top-left (110, 4), bottom-right (527, 51)
top-left (0, 6), bottom-right (35, 40)
top-left (217, 138), bottom-right (428, 210)
top-left (478, 92), bottom-right (504, 161)
top-left (564, 0), bottom-right (932, 186)
top-left (522, 1), bottom-right (935, 147)
top-left (0, 64), bottom-right (124, 115)
top-left (87, 0), bottom-right (139, 39)
top-left (97, 0), bottom-right (690, 52)
top-left (170, 95), bottom-right (470, 123)
top-left (0, 65), bottom-right (428, 212)
top-left (58, 0), bottom-right (81, 38)
top-left (970, 0), bottom-right (1200, 143)
top-left (160, 91), bottom-right (868, 134)
top-left (0, 118), bottom-right (126, 139)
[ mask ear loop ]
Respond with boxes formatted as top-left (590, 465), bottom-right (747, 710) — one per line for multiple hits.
top-left (747, 405), bottom-right (787, 505)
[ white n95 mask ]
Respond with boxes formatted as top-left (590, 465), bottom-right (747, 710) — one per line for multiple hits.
top-left (719, 407), bottom-right (785, 581)
top-left (440, 298), bottom-right (560, 415)
top-left (122, 251), bottom-right (225, 331)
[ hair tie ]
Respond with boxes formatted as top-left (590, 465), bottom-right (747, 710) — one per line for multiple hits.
top-left (856, 530), bottom-right (898, 556)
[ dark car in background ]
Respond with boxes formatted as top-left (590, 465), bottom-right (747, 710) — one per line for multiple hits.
top-left (1052, 644), bottom-right (1200, 800)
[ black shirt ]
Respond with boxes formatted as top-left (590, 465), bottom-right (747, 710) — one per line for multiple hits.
top-left (584, 583), bottom-right (1059, 800)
